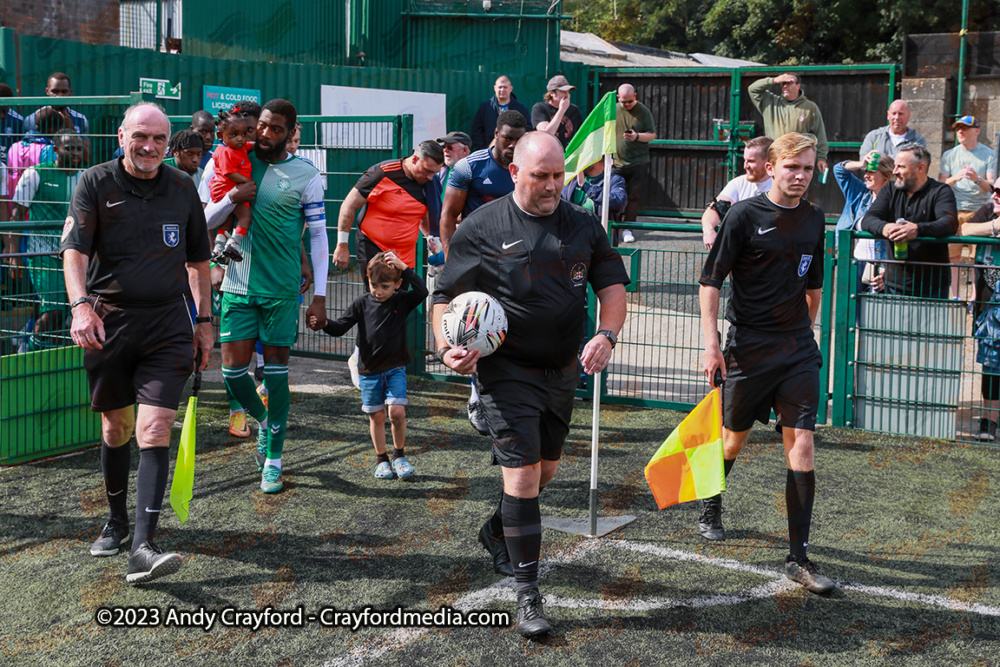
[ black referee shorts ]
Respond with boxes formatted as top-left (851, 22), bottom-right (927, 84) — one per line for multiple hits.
top-left (475, 356), bottom-right (578, 468)
top-left (722, 327), bottom-right (822, 432)
top-left (85, 297), bottom-right (194, 413)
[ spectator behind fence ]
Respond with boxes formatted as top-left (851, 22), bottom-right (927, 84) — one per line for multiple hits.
top-left (12, 130), bottom-right (86, 349)
top-left (701, 136), bottom-right (774, 250)
top-left (190, 110), bottom-right (216, 168)
top-left (470, 76), bottom-right (532, 151)
top-left (163, 130), bottom-right (204, 185)
top-left (834, 152), bottom-right (894, 293)
top-left (748, 73), bottom-right (828, 174)
top-left (532, 75), bottom-right (583, 149)
top-left (939, 115), bottom-right (996, 299)
top-left (958, 176), bottom-right (1000, 441)
top-left (0, 83), bottom-right (25, 223)
top-left (859, 100), bottom-right (926, 160)
top-left (23, 73), bottom-right (89, 137)
top-left (861, 143), bottom-right (958, 298)
top-left (613, 83), bottom-right (656, 244)
top-left (562, 157), bottom-right (627, 226)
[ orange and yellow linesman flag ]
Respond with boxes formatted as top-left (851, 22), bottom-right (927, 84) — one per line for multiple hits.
top-left (644, 387), bottom-right (726, 509)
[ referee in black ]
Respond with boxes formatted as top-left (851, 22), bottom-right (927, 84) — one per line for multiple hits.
top-left (699, 132), bottom-right (833, 594)
top-left (432, 132), bottom-right (629, 637)
top-left (61, 102), bottom-right (212, 584)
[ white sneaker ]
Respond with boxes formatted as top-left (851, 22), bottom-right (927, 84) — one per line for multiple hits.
top-left (622, 230), bottom-right (635, 243)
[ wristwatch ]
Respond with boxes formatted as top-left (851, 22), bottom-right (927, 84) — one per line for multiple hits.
top-left (70, 297), bottom-right (91, 310)
top-left (195, 316), bottom-right (212, 324)
top-left (597, 329), bottom-right (617, 348)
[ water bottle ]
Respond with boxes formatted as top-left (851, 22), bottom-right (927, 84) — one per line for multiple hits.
top-left (893, 217), bottom-right (908, 260)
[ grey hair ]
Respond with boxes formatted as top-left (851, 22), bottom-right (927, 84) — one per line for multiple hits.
top-left (896, 142), bottom-right (931, 168)
top-left (120, 101), bottom-right (167, 131)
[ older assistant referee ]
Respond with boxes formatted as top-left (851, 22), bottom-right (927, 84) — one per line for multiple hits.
top-left (432, 132), bottom-right (629, 637)
top-left (61, 102), bottom-right (212, 584)
top-left (699, 132), bottom-right (833, 594)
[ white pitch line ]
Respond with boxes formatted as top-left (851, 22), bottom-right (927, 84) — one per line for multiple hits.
top-left (320, 537), bottom-right (1000, 667)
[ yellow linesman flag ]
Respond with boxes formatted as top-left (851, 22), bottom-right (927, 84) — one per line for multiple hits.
top-left (645, 387), bottom-right (726, 509)
top-left (169, 394), bottom-right (197, 523)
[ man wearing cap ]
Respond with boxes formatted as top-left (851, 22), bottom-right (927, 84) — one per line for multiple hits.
top-left (470, 76), bottom-right (532, 152)
top-left (940, 115), bottom-right (995, 299)
top-left (747, 73), bottom-right (829, 174)
top-left (613, 83), bottom-right (657, 244)
top-left (424, 131), bottom-right (472, 272)
top-left (531, 75), bottom-right (584, 150)
top-left (859, 100), bottom-right (926, 160)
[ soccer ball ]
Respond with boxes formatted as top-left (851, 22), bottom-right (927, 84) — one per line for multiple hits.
top-left (441, 291), bottom-right (508, 357)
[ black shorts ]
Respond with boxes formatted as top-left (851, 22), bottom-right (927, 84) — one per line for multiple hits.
top-left (475, 356), bottom-right (578, 468)
top-left (722, 327), bottom-right (822, 432)
top-left (85, 297), bottom-right (194, 413)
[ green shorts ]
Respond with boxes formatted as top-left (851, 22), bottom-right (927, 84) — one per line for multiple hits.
top-left (220, 292), bottom-right (300, 347)
top-left (27, 254), bottom-right (69, 316)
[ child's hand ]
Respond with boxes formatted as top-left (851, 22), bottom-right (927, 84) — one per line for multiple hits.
top-left (383, 251), bottom-right (407, 271)
top-left (308, 314), bottom-right (318, 328)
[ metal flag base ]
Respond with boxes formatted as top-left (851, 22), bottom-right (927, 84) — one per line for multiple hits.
top-left (542, 514), bottom-right (636, 538)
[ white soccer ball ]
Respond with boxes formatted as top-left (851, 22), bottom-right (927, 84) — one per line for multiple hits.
top-left (441, 291), bottom-right (508, 357)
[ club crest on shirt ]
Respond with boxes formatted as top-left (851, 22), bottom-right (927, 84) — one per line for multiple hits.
top-left (163, 224), bottom-right (180, 247)
top-left (570, 262), bottom-right (587, 287)
top-left (798, 254), bottom-right (812, 277)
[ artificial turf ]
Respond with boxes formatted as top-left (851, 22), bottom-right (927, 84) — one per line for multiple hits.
top-left (2, 375), bottom-right (1000, 665)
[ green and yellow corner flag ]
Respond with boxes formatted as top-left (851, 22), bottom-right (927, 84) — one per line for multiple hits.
top-left (644, 388), bottom-right (726, 510)
top-left (169, 394), bottom-right (197, 524)
top-left (563, 91), bottom-right (617, 185)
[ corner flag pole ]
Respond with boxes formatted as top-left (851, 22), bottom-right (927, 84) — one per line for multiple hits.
top-left (544, 152), bottom-right (636, 538)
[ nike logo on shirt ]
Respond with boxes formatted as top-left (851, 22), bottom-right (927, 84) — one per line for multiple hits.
top-left (502, 240), bottom-right (523, 249)
top-left (757, 227), bottom-right (777, 235)
top-left (106, 200), bottom-right (126, 208)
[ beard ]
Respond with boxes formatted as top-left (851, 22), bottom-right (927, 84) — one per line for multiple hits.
top-left (254, 136), bottom-right (289, 161)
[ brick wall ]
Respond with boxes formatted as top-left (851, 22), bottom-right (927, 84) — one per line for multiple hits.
top-left (0, 0), bottom-right (119, 47)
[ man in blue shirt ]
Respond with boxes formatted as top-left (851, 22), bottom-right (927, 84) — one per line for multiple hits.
top-left (470, 76), bottom-right (532, 151)
top-left (440, 110), bottom-right (527, 257)
top-left (23, 73), bottom-right (89, 136)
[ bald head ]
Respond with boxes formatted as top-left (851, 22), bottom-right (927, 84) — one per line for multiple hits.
top-left (887, 99), bottom-right (911, 135)
top-left (118, 102), bottom-right (170, 178)
top-left (510, 132), bottom-right (565, 216)
top-left (617, 84), bottom-right (635, 98)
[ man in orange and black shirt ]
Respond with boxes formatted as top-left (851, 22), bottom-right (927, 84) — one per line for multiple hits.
top-left (333, 141), bottom-right (444, 288)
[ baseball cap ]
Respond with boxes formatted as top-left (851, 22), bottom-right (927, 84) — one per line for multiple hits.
top-left (546, 75), bottom-right (575, 92)
top-left (437, 131), bottom-right (472, 148)
top-left (953, 115), bottom-right (980, 129)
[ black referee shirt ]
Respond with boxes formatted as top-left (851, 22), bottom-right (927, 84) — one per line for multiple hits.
top-left (60, 158), bottom-right (211, 306)
top-left (433, 194), bottom-right (630, 369)
top-left (700, 193), bottom-right (825, 334)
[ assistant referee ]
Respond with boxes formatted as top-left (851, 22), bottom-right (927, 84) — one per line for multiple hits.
top-left (432, 132), bottom-right (629, 637)
top-left (698, 132), bottom-right (833, 594)
top-left (62, 102), bottom-right (212, 584)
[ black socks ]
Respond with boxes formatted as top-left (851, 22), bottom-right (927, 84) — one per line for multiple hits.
top-left (501, 493), bottom-right (542, 592)
top-left (101, 441), bottom-right (131, 525)
top-left (786, 469), bottom-right (816, 561)
top-left (132, 448), bottom-right (169, 552)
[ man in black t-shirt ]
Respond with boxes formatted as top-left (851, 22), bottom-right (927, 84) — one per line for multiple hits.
top-left (61, 102), bottom-right (212, 585)
top-left (699, 132), bottom-right (833, 595)
top-left (432, 132), bottom-right (629, 637)
top-left (531, 75), bottom-right (585, 149)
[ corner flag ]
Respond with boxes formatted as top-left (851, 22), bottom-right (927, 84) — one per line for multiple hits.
top-left (564, 91), bottom-right (617, 185)
top-left (644, 388), bottom-right (726, 509)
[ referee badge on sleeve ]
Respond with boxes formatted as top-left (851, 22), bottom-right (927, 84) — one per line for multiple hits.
top-left (798, 255), bottom-right (813, 277)
top-left (163, 224), bottom-right (180, 247)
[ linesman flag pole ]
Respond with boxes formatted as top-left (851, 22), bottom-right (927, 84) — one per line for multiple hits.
top-left (544, 93), bottom-right (636, 538)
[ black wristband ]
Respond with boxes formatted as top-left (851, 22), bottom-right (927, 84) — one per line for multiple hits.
top-left (437, 346), bottom-right (451, 361)
top-left (70, 297), bottom-right (91, 310)
top-left (195, 316), bottom-right (212, 324)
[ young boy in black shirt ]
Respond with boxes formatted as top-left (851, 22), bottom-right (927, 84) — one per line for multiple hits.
top-left (311, 251), bottom-right (427, 479)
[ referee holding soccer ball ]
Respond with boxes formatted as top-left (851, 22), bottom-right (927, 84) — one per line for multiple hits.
top-left (432, 132), bottom-right (629, 637)
top-left (61, 102), bottom-right (212, 584)
top-left (698, 132), bottom-right (832, 594)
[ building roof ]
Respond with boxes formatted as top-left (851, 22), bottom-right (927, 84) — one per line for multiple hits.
top-left (560, 30), bottom-right (763, 68)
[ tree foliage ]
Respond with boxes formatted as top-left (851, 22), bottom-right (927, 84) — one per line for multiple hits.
top-left (563, 0), bottom-right (1000, 64)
